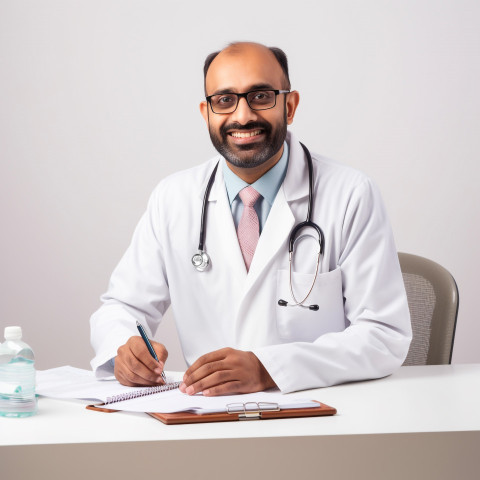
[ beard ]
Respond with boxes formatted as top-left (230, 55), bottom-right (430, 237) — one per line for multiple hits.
top-left (208, 114), bottom-right (287, 169)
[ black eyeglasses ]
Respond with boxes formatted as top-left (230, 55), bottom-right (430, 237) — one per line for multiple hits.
top-left (206, 89), bottom-right (290, 114)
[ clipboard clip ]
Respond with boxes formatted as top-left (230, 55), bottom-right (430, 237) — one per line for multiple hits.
top-left (226, 402), bottom-right (280, 420)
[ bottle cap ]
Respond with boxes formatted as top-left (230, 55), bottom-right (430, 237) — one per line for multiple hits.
top-left (4, 326), bottom-right (22, 340)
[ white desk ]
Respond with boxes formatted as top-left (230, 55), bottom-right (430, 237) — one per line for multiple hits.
top-left (1, 364), bottom-right (480, 480)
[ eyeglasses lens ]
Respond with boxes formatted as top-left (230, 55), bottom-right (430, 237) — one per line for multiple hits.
top-left (210, 90), bottom-right (276, 113)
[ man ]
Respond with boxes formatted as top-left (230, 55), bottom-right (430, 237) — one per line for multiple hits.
top-left (90, 42), bottom-right (411, 395)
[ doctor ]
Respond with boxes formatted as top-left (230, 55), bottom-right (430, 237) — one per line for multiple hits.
top-left (90, 42), bottom-right (412, 395)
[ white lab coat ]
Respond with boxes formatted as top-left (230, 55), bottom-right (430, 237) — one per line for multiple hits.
top-left (90, 131), bottom-right (411, 393)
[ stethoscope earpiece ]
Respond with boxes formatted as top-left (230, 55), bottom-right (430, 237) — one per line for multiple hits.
top-left (279, 299), bottom-right (320, 311)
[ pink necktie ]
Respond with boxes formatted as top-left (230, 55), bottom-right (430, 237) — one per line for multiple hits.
top-left (237, 186), bottom-right (261, 271)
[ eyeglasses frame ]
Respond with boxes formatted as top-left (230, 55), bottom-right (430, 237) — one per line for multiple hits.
top-left (206, 89), bottom-right (291, 114)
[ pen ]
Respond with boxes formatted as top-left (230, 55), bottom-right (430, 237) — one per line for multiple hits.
top-left (136, 320), bottom-right (166, 383)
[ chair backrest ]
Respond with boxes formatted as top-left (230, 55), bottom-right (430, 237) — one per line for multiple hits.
top-left (398, 252), bottom-right (459, 365)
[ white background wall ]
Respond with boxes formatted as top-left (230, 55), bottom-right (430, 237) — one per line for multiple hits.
top-left (1, 1), bottom-right (479, 371)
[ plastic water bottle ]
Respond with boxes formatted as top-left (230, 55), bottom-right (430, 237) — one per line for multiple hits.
top-left (0, 326), bottom-right (37, 417)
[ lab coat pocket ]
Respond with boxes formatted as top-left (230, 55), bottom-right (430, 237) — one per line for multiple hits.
top-left (276, 267), bottom-right (345, 342)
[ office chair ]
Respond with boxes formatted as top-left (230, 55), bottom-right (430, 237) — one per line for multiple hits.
top-left (398, 252), bottom-right (459, 365)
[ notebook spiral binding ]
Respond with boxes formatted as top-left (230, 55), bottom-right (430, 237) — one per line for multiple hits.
top-left (105, 381), bottom-right (182, 405)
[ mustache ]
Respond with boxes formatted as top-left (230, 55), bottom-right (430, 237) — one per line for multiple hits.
top-left (220, 121), bottom-right (271, 135)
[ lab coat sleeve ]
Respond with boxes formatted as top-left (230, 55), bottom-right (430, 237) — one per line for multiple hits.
top-left (90, 186), bottom-right (170, 377)
top-left (253, 178), bottom-right (412, 393)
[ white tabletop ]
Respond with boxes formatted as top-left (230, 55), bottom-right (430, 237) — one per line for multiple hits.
top-left (2, 364), bottom-right (479, 447)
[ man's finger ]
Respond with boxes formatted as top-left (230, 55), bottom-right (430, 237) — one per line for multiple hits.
top-left (153, 342), bottom-right (168, 364)
top-left (129, 337), bottom-right (167, 371)
top-left (202, 380), bottom-right (244, 396)
top-left (183, 359), bottom-right (226, 387)
top-left (184, 348), bottom-right (230, 379)
top-left (115, 360), bottom-right (164, 386)
top-left (115, 337), bottom-right (168, 386)
top-left (184, 368), bottom-right (238, 395)
top-left (116, 352), bottom-right (165, 384)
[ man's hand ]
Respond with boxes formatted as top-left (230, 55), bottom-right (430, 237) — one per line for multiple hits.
top-left (179, 347), bottom-right (276, 396)
top-left (114, 336), bottom-right (168, 387)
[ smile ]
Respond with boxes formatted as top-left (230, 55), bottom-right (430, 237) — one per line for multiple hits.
top-left (229, 130), bottom-right (263, 138)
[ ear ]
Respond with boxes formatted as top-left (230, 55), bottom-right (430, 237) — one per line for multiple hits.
top-left (285, 91), bottom-right (300, 125)
top-left (199, 101), bottom-right (209, 125)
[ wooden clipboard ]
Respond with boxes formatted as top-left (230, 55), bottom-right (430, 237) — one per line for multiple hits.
top-left (87, 400), bottom-right (336, 425)
top-left (147, 400), bottom-right (336, 425)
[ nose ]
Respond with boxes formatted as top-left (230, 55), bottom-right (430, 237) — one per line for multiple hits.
top-left (230, 96), bottom-right (258, 125)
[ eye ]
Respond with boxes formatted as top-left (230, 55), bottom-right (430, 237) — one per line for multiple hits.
top-left (216, 95), bottom-right (235, 105)
top-left (248, 90), bottom-right (275, 106)
top-left (252, 92), bottom-right (268, 100)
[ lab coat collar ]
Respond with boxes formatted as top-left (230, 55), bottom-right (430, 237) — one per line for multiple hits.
top-left (282, 130), bottom-right (310, 203)
top-left (197, 156), bottom-right (223, 202)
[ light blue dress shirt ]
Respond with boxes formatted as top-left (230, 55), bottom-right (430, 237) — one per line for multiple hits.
top-left (222, 142), bottom-right (289, 233)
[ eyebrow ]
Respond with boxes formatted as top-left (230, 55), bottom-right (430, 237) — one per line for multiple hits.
top-left (210, 83), bottom-right (276, 96)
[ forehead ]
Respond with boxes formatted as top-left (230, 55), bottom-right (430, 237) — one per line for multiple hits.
top-left (205, 45), bottom-right (285, 94)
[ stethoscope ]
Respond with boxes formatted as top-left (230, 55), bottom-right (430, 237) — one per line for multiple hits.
top-left (192, 143), bottom-right (325, 311)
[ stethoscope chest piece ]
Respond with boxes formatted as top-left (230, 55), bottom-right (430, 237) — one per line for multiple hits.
top-left (192, 250), bottom-right (210, 272)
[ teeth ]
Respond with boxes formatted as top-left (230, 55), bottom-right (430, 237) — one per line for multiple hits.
top-left (231, 130), bottom-right (262, 138)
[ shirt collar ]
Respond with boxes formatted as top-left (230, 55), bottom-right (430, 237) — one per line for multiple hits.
top-left (222, 141), bottom-right (289, 206)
